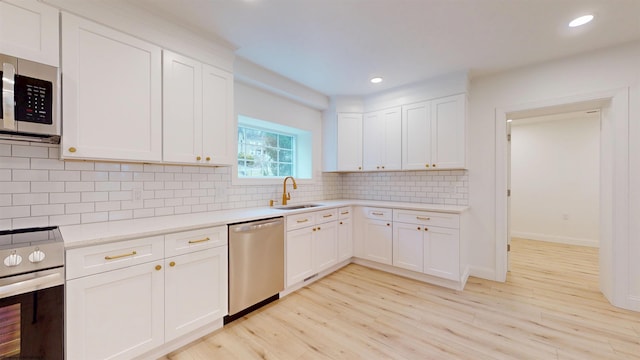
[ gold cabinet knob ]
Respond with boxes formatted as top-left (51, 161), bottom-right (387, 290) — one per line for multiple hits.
top-left (425, 164), bottom-right (429, 168)
top-left (339, 221), bottom-right (343, 225)
top-left (169, 261), bottom-right (176, 267)
top-left (376, 166), bottom-right (380, 169)
top-left (432, 164), bottom-right (436, 168)
top-left (313, 228), bottom-right (317, 232)
top-left (68, 147), bottom-right (77, 153)
top-left (381, 166), bottom-right (385, 169)
top-left (417, 227), bottom-right (421, 231)
top-left (424, 227), bottom-right (429, 232)
top-left (155, 265), bottom-right (162, 271)
top-left (206, 156), bottom-right (211, 161)
top-left (317, 226), bottom-right (321, 230)
top-left (386, 223), bottom-right (391, 227)
top-left (196, 156), bottom-right (202, 161)
top-left (358, 166), bottom-right (362, 170)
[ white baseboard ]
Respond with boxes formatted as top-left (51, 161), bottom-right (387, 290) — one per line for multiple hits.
top-left (468, 265), bottom-right (497, 281)
top-left (511, 231), bottom-right (599, 248)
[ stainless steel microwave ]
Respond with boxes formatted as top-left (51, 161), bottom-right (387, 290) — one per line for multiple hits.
top-left (0, 53), bottom-right (59, 143)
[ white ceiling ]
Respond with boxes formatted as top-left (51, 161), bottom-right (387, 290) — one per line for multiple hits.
top-left (125, 0), bottom-right (640, 97)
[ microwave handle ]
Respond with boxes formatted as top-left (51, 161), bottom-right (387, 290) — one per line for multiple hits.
top-left (2, 62), bottom-right (16, 130)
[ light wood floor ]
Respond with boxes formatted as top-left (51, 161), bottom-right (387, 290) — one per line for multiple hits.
top-left (161, 238), bottom-right (640, 359)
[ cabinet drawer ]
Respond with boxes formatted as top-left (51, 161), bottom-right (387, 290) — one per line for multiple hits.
top-left (165, 226), bottom-right (227, 257)
top-left (315, 208), bottom-right (338, 224)
top-left (393, 209), bottom-right (459, 228)
top-left (66, 236), bottom-right (164, 280)
top-left (362, 207), bottom-right (392, 221)
top-left (338, 207), bottom-right (352, 219)
top-left (286, 212), bottom-right (315, 231)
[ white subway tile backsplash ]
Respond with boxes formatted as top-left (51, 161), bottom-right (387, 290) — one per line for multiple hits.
top-left (1, 182), bottom-right (30, 194)
top-left (31, 204), bottom-right (65, 216)
top-left (13, 169), bottom-right (48, 182)
top-left (11, 145), bottom-right (48, 158)
top-left (0, 142), bottom-right (463, 230)
top-left (0, 157), bottom-right (29, 169)
top-left (13, 193), bottom-right (48, 206)
top-left (31, 158), bottom-right (65, 170)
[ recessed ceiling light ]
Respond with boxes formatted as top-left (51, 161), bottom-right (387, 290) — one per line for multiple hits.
top-left (569, 15), bottom-right (594, 28)
top-left (370, 77), bottom-right (383, 84)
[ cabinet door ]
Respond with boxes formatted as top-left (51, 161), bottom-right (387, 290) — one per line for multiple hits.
top-left (165, 246), bottom-right (228, 342)
top-left (286, 227), bottom-right (314, 286)
top-left (337, 217), bottom-right (353, 262)
top-left (402, 101), bottom-right (432, 170)
top-left (431, 94), bottom-right (466, 169)
top-left (60, 13), bottom-right (162, 162)
top-left (393, 222), bottom-right (424, 272)
top-left (362, 111), bottom-right (383, 171)
top-left (362, 218), bottom-right (393, 265)
top-left (313, 220), bottom-right (338, 272)
top-left (381, 107), bottom-right (402, 170)
top-left (202, 64), bottom-right (235, 165)
top-left (424, 226), bottom-right (460, 280)
top-left (66, 262), bottom-right (164, 360)
top-left (163, 50), bottom-right (203, 164)
top-left (336, 113), bottom-right (363, 171)
top-left (0, 0), bottom-right (59, 66)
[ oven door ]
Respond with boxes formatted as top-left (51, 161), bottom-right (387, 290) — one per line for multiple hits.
top-left (0, 267), bottom-right (64, 360)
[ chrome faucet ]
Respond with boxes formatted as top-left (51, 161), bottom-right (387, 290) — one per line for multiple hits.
top-left (282, 176), bottom-right (297, 205)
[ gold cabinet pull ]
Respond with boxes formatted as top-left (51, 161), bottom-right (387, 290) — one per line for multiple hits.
top-left (155, 265), bottom-right (162, 271)
top-left (169, 261), bottom-right (176, 267)
top-left (341, 211), bottom-right (349, 215)
top-left (372, 212), bottom-right (384, 216)
top-left (416, 216), bottom-right (431, 221)
top-left (206, 156), bottom-right (211, 161)
top-left (68, 147), bottom-right (77, 153)
top-left (323, 214), bottom-right (333, 218)
top-left (188, 237), bottom-right (210, 244)
top-left (105, 250), bottom-right (137, 260)
top-left (296, 219), bottom-right (309, 223)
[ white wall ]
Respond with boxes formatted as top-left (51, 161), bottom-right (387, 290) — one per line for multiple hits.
top-left (511, 114), bottom-right (600, 247)
top-left (468, 40), bottom-right (640, 310)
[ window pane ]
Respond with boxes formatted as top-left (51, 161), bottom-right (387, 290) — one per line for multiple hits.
top-left (238, 123), bottom-right (296, 178)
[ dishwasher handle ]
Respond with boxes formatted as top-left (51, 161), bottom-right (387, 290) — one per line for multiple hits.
top-left (231, 218), bottom-right (284, 233)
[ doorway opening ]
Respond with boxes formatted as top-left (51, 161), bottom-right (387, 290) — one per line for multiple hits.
top-left (506, 109), bottom-right (602, 289)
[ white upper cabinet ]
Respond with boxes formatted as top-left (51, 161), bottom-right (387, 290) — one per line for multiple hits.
top-left (163, 50), bottom-right (203, 164)
top-left (336, 113), bottom-right (363, 171)
top-left (363, 107), bottom-right (401, 171)
top-left (431, 94), bottom-right (466, 169)
top-left (163, 51), bottom-right (234, 165)
top-left (60, 13), bottom-right (162, 162)
top-left (0, 0), bottom-right (59, 66)
top-left (202, 64), bottom-right (234, 165)
top-left (402, 94), bottom-right (466, 170)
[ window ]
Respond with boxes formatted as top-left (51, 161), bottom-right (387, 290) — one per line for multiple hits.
top-left (238, 126), bottom-right (295, 177)
top-left (237, 115), bottom-right (312, 180)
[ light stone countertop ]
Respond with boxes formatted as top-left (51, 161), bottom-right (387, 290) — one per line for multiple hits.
top-left (60, 199), bottom-right (468, 249)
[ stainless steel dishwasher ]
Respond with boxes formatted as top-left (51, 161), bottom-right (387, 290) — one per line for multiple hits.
top-left (226, 217), bottom-right (284, 322)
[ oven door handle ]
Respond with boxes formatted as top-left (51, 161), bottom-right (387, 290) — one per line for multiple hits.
top-left (0, 267), bottom-right (64, 299)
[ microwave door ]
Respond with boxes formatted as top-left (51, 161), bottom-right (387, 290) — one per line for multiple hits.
top-left (1, 62), bottom-right (16, 131)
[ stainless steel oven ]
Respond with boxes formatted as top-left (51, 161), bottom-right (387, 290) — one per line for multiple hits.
top-left (0, 227), bottom-right (64, 360)
top-left (0, 53), bottom-right (59, 143)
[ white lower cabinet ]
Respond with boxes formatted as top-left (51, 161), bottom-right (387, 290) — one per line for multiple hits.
top-left (337, 207), bottom-right (353, 262)
top-left (392, 222), bottom-right (424, 272)
top-left (392, 209), bottom-right (462, 281)
top-left (361, 207), bottom-right (393, 265)
top-left (66, 226), bottom-right (228, 360)
top-left (164, 246), bottom-right (228, 342)
top-left (423, 226), bottom-right (460, 280)
top-left (286, 209), bottom-right (338, 287)
top-left (66, 261), bottom-right (164, 360)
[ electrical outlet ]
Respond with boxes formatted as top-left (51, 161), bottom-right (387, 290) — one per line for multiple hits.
top-left (132, 185), bottom-right (143, 207)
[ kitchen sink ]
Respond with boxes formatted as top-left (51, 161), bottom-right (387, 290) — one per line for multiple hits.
top-left (273, 203), bottom-right (323, 210)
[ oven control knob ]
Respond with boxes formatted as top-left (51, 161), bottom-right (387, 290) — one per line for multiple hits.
top-left (4, 253), bottom-right (22, 267)
top-left (29, 249), bottom-right (46, 263)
